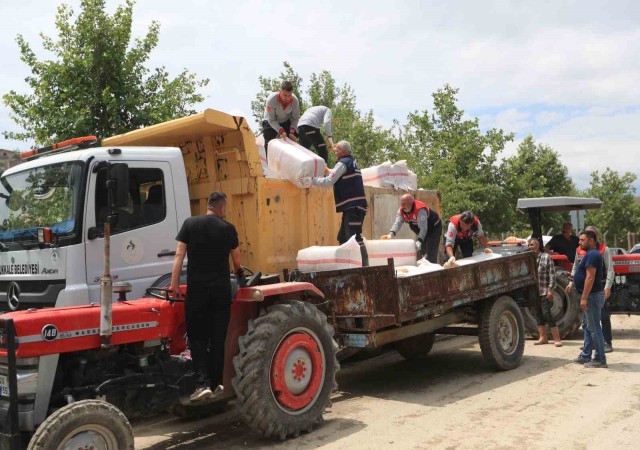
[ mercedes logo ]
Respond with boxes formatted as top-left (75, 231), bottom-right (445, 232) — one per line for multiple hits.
top-left (7, 282), bottom-right (20, 311)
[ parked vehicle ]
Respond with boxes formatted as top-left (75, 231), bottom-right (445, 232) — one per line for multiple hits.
top-left (0, 110), bottom-right (536, 449)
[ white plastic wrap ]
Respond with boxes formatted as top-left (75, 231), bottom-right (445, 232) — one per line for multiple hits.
top-left (267, 138), bottom-right (326, 188)
top-left (395, 263), bottom-right (444, 277)
top-left (296, 235), bottom-right (362, 273)
top-left (362, 161), bottom-right (394, 188)
top-left (365, 239), bottom-right (418, 267)
top-left (453, 252), bottom-right (503, 266)
top-left (361, 160), bottom-right (417, 190)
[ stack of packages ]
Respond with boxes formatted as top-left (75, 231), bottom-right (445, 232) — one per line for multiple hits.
top-left (297, 240), bottom-right (503, 277)
top-left (266, 139), bottom-right (326, 188)
top-left (361, 160), bottom-right (418, 191)
top-left (297, 238), bottom-right (417, 273)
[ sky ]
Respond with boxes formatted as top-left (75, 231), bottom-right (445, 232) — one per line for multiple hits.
top-left (1, 0), bottom-right (639, 190)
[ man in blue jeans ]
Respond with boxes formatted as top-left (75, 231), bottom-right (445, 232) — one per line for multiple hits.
top-left (572, 230), bottom-right (608, 368)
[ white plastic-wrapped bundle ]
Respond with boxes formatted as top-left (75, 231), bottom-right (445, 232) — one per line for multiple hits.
top-left (454, 252), bottom-right (503, 266)
top-left (267, 138), bottom-right (327, 188)
top-left (365, 239), bottom-right (418, 267)
top-left (255, 135), bottom-right (268, 175)
top-left (297, 235), bottom-right (362, 273)
top-left (408, 170), bottom-right (418, 190)
top-left (396, 262), bottom-right (444, 278)
top-left (362, 161), bottom-right (394, 188)
top-left (390, 160), bottom-right (417, 190)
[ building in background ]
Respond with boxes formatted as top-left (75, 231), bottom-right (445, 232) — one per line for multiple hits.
top-left (0, 149), bottom-right (20, 171)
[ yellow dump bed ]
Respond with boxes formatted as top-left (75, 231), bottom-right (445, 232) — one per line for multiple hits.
top-left (104, 109), bottom-right (441, 273)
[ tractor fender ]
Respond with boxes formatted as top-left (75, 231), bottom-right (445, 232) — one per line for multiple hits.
top-left (234, 282), bottom-right (324, 302)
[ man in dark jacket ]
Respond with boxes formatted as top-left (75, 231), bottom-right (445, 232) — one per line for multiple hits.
top-left (302, 140), bottom-right (369, 266)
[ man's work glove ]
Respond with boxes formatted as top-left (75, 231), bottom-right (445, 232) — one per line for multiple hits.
top-left (278, 128), bottom-right (287, 139)
top-left (483, 248), bottom-right (493, 254)
top-left (299, 177), bottom-right (312, 188)
top-left (447, 256), bottom-right (456, 264)
top-left (415, 239), bottom-right (422, 251)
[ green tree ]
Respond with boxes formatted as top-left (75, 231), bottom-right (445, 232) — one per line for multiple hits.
top-left (584, 168), bottom-right (640, 247)
top-left (3, 0), bottom-right (209, 145)
top-left (500, 135), bottom-right (575, 235)
top-left (397, 85), bottom-right (514, 235)
top-left (252, 62), bottom-right (397, 167)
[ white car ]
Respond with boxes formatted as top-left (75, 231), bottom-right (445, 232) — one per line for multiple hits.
top-left (629, 244), bottom-right (640, 255)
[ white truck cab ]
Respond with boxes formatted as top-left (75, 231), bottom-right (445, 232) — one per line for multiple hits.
top-left (0, 146), bottom-right (191, 311)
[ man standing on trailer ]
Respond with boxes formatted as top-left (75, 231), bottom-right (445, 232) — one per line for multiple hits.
top-left (297, 105), bottom-right (334, 163)
top-left (302, 140), bottom-right (369, 266)
top-left (262, 81), bottom-right (301, 155)
top-left (444, 211), bottom-right (491, 263)
top-left (169, 192), bottom-right (243, 401)
top-left (381, 193), bottom-right (442, 264)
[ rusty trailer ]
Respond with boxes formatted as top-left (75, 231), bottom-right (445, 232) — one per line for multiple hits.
top-left (302, 251), bottom-right (538, 370)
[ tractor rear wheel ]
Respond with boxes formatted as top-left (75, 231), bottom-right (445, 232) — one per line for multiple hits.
top-left (522, 270), bottom-right (581, 339)
top-left (232, 300), bottom-right (339, 440)
top-left (27, 400), bottom-right (133, 450)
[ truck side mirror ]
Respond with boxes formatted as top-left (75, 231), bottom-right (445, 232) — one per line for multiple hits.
top-left (108, 163), bottom-right (129, 208)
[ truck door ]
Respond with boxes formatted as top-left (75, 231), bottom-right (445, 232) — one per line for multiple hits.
top-left (85, 160), bottom-right (178, 302)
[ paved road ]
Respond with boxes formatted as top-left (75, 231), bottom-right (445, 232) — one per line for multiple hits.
top-left (135, 315), bottom-right (640, 449)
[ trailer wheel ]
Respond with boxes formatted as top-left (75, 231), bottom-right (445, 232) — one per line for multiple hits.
top-left (479, 296), bottom-right (525, 371)
top-left (27, 400), bottom-right (133, 450)
top-left (395, 333), bottom-right (435, 360)
top-left (522, 270), bottom-right (581, 339)
top-left (232, 300), bottom-right (339, 440)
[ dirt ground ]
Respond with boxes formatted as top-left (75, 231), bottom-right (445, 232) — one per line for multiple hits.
top-left (135, 315), bottom-right (640, 450)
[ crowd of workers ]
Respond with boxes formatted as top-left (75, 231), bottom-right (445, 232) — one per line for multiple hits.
top-left (165, 80), bottom-right (612, 402)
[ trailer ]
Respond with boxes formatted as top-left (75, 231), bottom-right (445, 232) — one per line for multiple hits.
top-left (300, 251), bottom-right (538, 370)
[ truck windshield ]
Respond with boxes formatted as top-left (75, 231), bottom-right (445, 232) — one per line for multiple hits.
top-left (0, 162), bottom-right (83, 244)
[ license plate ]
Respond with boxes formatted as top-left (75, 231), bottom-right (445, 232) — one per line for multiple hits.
top-left (0, 374), bottom-right (9, 397)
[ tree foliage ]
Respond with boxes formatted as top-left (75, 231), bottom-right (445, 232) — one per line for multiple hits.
top-left (252, 62), bottom-right (397, 166)
top-left (584, 168), bottom-right (640, 247)
top-left (2, 0), bottom-right (209, 145)
top-left (500, 135), bottom-right (575, 235)
top-left (396, 85), bottom-right (514, 234)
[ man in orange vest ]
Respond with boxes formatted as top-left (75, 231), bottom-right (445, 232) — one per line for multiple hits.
top-left (566, 225), bottom-right (615, 353)
top-left (381, 194), bottom-right (442, 263)
top-left (444, 211), bottom-right (491, 263)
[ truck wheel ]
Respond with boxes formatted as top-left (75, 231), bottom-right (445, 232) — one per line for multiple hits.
top-left (27, 400), bottom-right (133, 450)
top-left (395, 333), bottom-right (435, 360)
top-left (522, 270), bottom-right (581, 339)
top-left (479, 295), bottom-right (525, 371)
top-left (232, 300), bottom-right (339, 440)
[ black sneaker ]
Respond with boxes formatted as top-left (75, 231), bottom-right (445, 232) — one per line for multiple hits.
top-left (604, 343), bottom-right (613, 353)
top-left (584, 360), bottom-right (608, 369)
top-left (573, 356), bottom-right (591, 364)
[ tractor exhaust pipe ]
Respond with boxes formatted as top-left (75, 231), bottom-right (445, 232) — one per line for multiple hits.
top-left (100, 221), bottom-right (113, 348)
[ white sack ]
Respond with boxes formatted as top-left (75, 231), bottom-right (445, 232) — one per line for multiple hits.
top-left (267, 138), bottom-right (326, 188)
top-left (362, 161), bottom-right (394, 188)
top-left (297, 235), bottom-right (362, 273)
top-left (365, 239), bottom-right (418, 267)
top-left (396, 263), bottom-right (444, 278)
top-left (454, 252), bottom-right (503, 266)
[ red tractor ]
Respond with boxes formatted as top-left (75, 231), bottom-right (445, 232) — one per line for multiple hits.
top-left (517, 197), bottom-right (640, 337)
top-left (0, 163), bottom-right (339, 449)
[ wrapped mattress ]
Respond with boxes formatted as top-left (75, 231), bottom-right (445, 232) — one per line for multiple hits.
top-left (296, 235), bottom-right (362, 273)
top-left (365, 239), bottom-right (418, 267)
top-left (267, 138), bottom-right (326, 188)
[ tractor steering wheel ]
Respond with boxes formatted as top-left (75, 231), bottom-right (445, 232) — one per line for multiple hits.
top-left (145, 287), bottom-right (184, 302)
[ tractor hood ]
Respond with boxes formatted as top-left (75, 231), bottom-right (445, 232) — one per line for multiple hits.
top-left (0, 297), bottom-right (185, 358)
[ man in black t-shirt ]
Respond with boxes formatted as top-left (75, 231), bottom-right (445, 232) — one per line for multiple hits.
top-left (169, 192), bottom-right (242, 401)
top-left (545, 222), bottom-right (579, 263)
